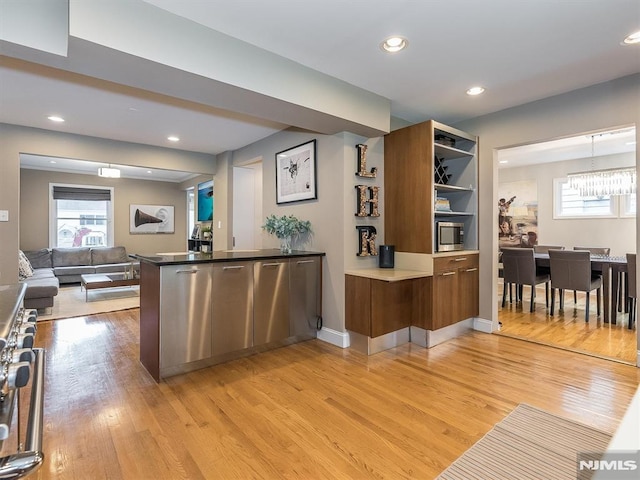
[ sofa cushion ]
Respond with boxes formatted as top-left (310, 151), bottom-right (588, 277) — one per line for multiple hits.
top-left (52, 247), bottom-right (91, 267)
top-left (91, 246), bottom-right (128, 265)
top-left (18, 250), bottom-right (34, 280)
top-left (24, 249), bottom-right (52, 269)
top-left (22, 270), bottom-right (59, 299)
top-left (53, 265), bottom-right (96, 277)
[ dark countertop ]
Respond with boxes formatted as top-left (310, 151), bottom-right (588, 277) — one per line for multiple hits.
top-left (130, 249), bottom-right (325, 266)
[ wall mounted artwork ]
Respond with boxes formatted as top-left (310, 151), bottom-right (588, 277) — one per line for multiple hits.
top-left (197, 180), bottom-right (214, 221)
top-left (130, 204), bottom-right (175, 234)
top-left (276, 140), bottom-right (317, 204)
top-left (498, 180), bottom-right (538, 248)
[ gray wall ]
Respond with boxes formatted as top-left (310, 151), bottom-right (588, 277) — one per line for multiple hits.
top-left (456, 74), bottom-right (640, 348)
top-left (20, 168), bottom-right (188, 254)
top-left (499, 152), bottom-right (635, 257)
top-left (228, 128), bottom-right (384, 335)
top-left (0, 123), bottom-right (215, 282)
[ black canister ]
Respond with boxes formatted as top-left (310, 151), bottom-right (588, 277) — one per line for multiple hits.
top-left (379, 245), bottom-right (395, 268)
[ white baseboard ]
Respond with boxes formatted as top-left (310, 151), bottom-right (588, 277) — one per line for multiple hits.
top-left (473, 317), bottom-right (494, 333)
top-left (317, 327), bottom-right (350, 348)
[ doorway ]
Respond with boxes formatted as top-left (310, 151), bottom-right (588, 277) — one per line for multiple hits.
top-left (496, 126), bottom-right (637, 364)
top-left (232, 163), bottom-right (263, 250)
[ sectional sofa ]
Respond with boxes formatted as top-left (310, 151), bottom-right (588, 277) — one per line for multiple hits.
top-left (22, 246), bottom-right (139, 310)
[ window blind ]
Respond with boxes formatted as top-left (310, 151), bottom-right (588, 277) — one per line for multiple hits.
top-left (52, 186), bottom-right (111, 201)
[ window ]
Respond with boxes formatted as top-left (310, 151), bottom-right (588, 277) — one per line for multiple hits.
top-left (553, 177), bottom-right (636, 218)
top-left (50, 184), bottom-right (114, 248)
top-left (187, 188), bottom-right (195, 238)
top-left (553, 177), bottom-right (616, 218)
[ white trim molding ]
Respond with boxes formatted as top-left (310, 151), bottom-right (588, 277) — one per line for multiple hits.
top-left (317, 327), bottom-right (350, 348)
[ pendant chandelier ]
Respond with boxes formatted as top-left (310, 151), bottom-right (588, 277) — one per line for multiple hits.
top-left (567, 134), bottom-right (636, 197)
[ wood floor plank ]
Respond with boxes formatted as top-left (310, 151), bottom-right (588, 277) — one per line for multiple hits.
top-left (498, 284), bottom-right (637, 363)
top-left (15, 309), bottom-right (639, 479)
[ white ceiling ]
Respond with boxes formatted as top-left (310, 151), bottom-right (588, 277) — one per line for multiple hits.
top-left (1, 0), bottom-right (639, 177)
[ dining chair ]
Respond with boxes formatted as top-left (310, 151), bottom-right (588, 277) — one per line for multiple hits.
top-left (549, 249), bottom-right (602, 322)
top-left (533, 245), bottom-right (565, 253)
top-left (501, 247), bottom-right (550, 312)
top-left (626, 253), bottom-right (636, 330)
top-left (572, 247), bottom-right (610, 304)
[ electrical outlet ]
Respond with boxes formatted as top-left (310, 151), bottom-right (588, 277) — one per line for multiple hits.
top-left (0, 210), bottom-right (8, 222)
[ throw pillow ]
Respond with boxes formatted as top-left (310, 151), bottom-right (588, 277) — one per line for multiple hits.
top-left (18, 250), bottom-right (34, 280)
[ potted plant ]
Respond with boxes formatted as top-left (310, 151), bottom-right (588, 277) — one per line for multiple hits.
top-left (262, 214), bottom-right (311, 254)
top-left (200, 224), bottom-right (212, 241)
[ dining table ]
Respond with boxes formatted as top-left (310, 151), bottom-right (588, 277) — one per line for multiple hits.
top-left (534, 253), bottom-right (628, 324)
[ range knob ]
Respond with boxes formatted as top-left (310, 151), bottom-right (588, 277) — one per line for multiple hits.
top-left (6, 361), bottom-right (31, 389)
top-left (12, 349), bottom-right (35, 364)
top-left (18, 324), bottom-right (36, 335)
top-left (15, 333), bottom-right (34, 349)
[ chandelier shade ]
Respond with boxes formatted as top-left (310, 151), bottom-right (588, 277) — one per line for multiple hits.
top-left (567, 167), bottom-right (636, 197)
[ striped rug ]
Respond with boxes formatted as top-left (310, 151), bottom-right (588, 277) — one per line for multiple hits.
top-left (437, 404), bottom-right (612, 480)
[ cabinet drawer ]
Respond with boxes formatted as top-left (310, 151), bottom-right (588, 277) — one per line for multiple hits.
top-left (434, 254), bottom-right (478, 272)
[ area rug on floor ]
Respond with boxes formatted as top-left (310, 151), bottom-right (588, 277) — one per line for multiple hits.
top-left (437, 403), bottom-right (612, 480)
top-left (36, 284), bottom-right (139, 321)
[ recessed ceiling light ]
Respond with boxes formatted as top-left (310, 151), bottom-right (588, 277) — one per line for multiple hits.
top-left (49, 160), bottom-right (57, 164)
top-left (147, 170), bottom-right (152, 174)
top-left (466, 86), bottom-right (485, 96)
top-left (167, 136), bottom-right (180, 142)
top-left (381, 36), bottom-right (408, 53)
top-left (622, 30), bottom-right (640, 45)
top-left (47, 115), bottom-right (65, 122)
top-left (499, 160), bottom-right (508, 164)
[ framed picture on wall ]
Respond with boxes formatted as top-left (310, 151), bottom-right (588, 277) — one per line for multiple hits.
top-left (197, 180), bottom-right (214, 221)
top-left (130, 204), bottom-right (175, 234)
top-left (275, 139), bottom-right (317, 204)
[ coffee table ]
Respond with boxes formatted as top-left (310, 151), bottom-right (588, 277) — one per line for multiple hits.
top-left (80, 273), bottom-right (139, 302)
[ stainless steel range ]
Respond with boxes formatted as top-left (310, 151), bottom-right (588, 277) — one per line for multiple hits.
top-left (0, 283), bottom-right (45, 478)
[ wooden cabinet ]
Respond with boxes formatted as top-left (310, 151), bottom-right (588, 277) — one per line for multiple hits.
top-left (345, 275), bottom-right (413, 338)
top-left (384, 120), bottom-right (478, 254)
top-left (431, 254), bottom-right (479, 329)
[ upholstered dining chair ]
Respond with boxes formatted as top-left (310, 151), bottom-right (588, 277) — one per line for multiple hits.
top-left (626, 253), bottom-right (636, 330)
top-left (572, 247), bottom-right (610, 304)
top-left (533, 245), bottom-right (565, 253)
top-left (501, 247), bottom-right (550, 312)
top-left (549, 249), bottom-right (602, 322)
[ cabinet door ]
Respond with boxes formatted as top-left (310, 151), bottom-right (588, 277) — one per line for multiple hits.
top-left (432, 269), bottom-right (459, 330)
top-left (253, 260), bottom-right (290, 345)
top-left (458, 265), bottom-right (479, 321)
top-left (289, 257), bottom-right (321, 338)
top-left (159, 264), bottom-right (213, 369)
top-left (212, 262), bottom-right (253, 356)
top-left (371, 279), bottom-right (413, 337)
top-left (345, 275), bottom-right (372, 336)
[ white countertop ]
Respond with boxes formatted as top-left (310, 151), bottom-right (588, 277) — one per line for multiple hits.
top-left (344, 268), bottom-right (431, 282)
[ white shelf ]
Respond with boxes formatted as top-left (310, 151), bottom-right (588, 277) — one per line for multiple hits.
top-left (434, 211), bottom-right (475, 217)
top-left (435, 183), bottom-right (473, 193)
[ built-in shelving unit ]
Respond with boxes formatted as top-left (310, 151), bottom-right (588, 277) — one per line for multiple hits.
top-left (384, 119), bottom-right (478, 254)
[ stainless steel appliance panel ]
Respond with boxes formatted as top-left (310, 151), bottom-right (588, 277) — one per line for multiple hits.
top-left (212, 262), bottom-right (253, 356)
top-left (253, 260), bottom-right (290, 345)
top-left (289, 257), bottom-right (321, 337)
top-left (160, 264), bottom-right (213, 369)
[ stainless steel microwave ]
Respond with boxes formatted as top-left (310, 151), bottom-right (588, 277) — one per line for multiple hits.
top-left (436, 222), bottom-right (464, 252)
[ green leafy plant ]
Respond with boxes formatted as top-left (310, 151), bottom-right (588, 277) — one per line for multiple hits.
top-left (262, 214), bottom-right (311, 239)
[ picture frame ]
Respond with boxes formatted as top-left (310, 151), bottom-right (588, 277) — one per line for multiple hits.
top-left (275, 139), bottom-right (317, 204)
top-left (130, 204), bottom-right (175, 234)
top-left (197, 179), bottom-right (214, 221)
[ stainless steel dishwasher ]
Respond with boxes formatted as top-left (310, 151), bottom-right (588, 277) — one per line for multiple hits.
top-left (289, 256), bottom-right (321, 337)
top-left (211, 262), bottom-right (253, 356)
top-left (253, 259), bottom-right (290, 345)
top-left (159, 263), bottom-right (213, 370)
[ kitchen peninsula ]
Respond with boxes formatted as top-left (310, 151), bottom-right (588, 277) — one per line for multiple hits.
top-left (132, 249), bottom-right (324, 381)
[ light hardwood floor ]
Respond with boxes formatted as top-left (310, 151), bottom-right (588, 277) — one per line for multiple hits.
top-left (498, 284), bottom-right (638, 364)
top-left (11, 309), bottom-right (640, 479)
